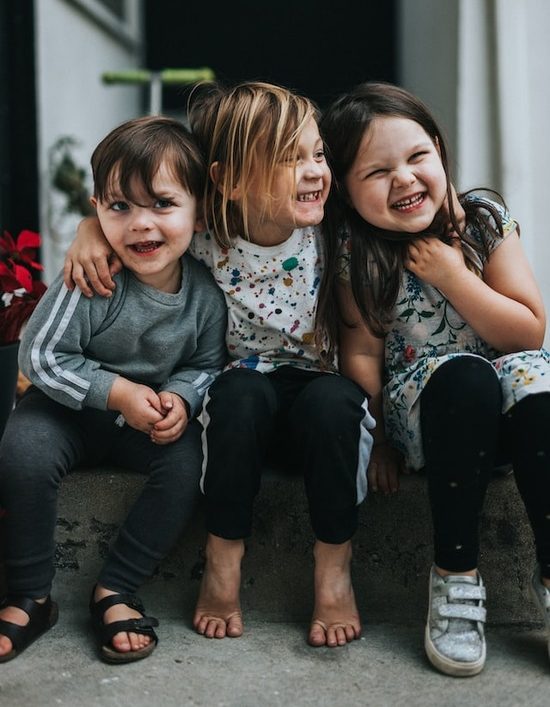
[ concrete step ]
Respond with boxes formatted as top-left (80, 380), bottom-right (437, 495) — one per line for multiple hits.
top-left (40, 466), bottom-right (539, 627)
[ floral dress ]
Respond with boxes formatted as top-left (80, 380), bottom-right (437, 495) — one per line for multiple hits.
top-left (341, 198), bottom-right (550, 470)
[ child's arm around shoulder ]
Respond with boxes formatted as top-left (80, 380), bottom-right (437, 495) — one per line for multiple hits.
top-left (63, 217), bottom-right (122, 298)
top-left (337, 282), bottom-right (403, 494)
top-left (406, 227), bottom-right (545, 353)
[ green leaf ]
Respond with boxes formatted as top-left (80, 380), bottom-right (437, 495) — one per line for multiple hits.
top-left (432, 318), bottom-right (447, 335)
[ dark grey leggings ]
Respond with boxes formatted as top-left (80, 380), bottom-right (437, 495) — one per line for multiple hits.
top-left (0, 387), bottom-right (202, 598)
top-left (420, 357), bottom-right (550, 577)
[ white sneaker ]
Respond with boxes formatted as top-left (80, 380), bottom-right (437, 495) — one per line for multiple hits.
top-left (530, 565), bottom-right (550, 660)
top-left (425, 566), bottom-right (487, 677)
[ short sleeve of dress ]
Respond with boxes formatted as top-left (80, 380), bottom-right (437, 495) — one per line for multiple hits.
top-left (461, 195), bottom-right (518, 270)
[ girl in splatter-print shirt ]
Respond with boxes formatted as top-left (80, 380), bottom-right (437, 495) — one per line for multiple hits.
top-left (188, 224), bottom-right (322, 371)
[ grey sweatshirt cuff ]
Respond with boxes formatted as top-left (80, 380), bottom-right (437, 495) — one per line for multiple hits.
top-left (162, 382), bottom-right (204, 418)
top-left (85, 370), bottom-right (119, 410)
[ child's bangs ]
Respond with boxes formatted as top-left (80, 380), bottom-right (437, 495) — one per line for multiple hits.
top-left (118, 152), bottom-right (167, 203)
top-left (94, 151), bottom-right (159, 204)
top-left (100, 147), bottom-right (197, 205)
top-left (249, 98), bottom-right (314, 191)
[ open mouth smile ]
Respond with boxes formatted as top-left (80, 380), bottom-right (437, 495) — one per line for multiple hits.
top-left (297, 191), bottom-right (321, 202)
top-left (130, 241), bottom-right (162, 254)
top-left (391, 192), bottom-right (426, 212)
top-left (128, 241), bottom-right (162, 255)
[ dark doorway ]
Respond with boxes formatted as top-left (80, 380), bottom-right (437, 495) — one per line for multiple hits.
top-left (145, 1), bottom-right (396, 113)
top-left (0, 0), bottom-right (39, 235)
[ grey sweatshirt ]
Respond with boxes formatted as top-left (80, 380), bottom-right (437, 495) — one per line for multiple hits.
top-left (19, 254), bottom-right (228, 417)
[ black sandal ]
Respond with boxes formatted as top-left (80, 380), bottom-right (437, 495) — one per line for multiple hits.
top-left (0, 595), bottom-right (59, 663)
top-left (89, 590), bottom-right (159, 664)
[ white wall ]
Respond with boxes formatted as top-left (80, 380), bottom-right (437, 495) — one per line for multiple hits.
top-left (398, 0), bottom-right (459, 161)
top-left (521, 0), bottom-right (550, 342)
top-left (35, 0), bottom-right (144, 282)
top-left (399, 0), bottom-right (550, 347)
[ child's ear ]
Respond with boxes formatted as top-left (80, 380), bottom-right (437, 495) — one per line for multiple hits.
top-left (193, 199), bottom-right (206, 233)
top-left (194, 214), bottom-right (206, 234)
top-left (210, 161), bottom-right (241, 200)
top-left (434, 136), bottom-right (442, 156)
top-left (89, 196), bottom-right (98, 210)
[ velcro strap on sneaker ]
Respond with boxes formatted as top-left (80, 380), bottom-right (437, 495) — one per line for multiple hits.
top-left (447, 585), bottom-right (486, 602)
top-left (438, 603), bottom-right (487, 623)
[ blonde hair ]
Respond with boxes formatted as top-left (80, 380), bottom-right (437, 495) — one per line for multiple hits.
top-left (188, 81), bottom-right (317, 247)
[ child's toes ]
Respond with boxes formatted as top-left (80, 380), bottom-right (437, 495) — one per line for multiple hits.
top-left (0, 635), bottom-right (14, 657)
top-left (129, 631), bottom-right (150, 651)
top-left (308, 620), bottom-right (328, 647)
top-left (111, 632), bottom-right (132, 652)
top-left (345, 623), bottom-right (360, 642)
top-left (226, 613), bottom-right (243, 637)
top-left (203, 617), bottom-right (223, 638)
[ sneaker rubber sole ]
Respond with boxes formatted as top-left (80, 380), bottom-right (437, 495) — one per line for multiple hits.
top-left (424, 622), bottom-right (486, 677)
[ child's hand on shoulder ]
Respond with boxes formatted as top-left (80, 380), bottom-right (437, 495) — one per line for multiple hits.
top-left (405, 236), bottom-right (466, 289)
top-left (150, 391), bottom-right (189, 445)
top-left (368, 442), bottom-right (405, 495)
top-left (63, 217), bottom-right (122, 298)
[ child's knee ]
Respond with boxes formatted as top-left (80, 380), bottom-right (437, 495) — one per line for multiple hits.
top-left (206, 368), bottom-right (276, 417)
top-left (293, 374), bottom-right (367, 428)
top-left (425, 357), bottom-right (501, 412)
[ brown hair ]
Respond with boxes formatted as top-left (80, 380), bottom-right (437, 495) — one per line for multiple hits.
top-left (317, 81), bottom-right (504, 365)
top-left (188, 81), bottom-right (318, 247)
top-left (91, 115), bottom-right (205, 204)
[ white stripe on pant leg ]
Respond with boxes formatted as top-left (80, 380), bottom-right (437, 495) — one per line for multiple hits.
top-left (356, 397), bottom-right (376, 504)
top-left (198, 389), bottom-right (212, 494)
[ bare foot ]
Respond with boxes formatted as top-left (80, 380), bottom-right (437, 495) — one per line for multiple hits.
top-left (0, 599), bottom-right (47, 657)
top-left (308, 540), bottom-right (361, 648)
top-left (93, 585), bottom-right (151, 654)
top-left (193, 534), bottom-right (244, 639)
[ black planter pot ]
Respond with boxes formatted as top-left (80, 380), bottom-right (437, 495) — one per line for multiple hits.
top-left (0, 340), bottom-right (20, 441)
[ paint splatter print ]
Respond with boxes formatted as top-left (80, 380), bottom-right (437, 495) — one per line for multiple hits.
top-left (189, 226), bottom-right (326, 372)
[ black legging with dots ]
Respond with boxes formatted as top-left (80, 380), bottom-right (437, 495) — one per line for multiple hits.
top-left (420, 356), bottom-right (550, 577)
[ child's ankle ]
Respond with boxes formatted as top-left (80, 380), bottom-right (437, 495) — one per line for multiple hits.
top-left (205, 534), bottom-right (245, 561)
top-left (434, 565), bottom-right (477, 578)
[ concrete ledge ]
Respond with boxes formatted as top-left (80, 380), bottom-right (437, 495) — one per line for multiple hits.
top-left (45, 467), bottom-right (539, 627)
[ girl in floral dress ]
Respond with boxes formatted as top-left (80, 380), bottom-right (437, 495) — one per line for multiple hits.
top-left (319, 81), bottom-right (550, 676)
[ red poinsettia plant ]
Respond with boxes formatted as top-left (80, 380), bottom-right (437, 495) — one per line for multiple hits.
top-left (0, 229), bottom-right (47, 345)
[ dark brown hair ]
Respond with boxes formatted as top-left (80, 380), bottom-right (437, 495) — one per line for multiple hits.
top-left (91, 115), bottom-right (205, 204)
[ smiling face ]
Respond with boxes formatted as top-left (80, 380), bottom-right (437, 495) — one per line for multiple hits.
top-left (245, 117), bottom-right (332, 245)
top-left (91, 163), bottom-right (201, 292)
top-left (344, 116), bottom-right (447, 234)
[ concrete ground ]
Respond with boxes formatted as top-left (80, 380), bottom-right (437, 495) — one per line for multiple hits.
top-left (1, 468), bottom-right (549, 705)
top-left (0, 611), bottom-right (548, 707)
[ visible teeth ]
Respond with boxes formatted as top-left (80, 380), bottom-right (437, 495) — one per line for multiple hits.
top-left (297, 191), bottom-right (319, 202)
top-left (393, 193), bottom-right (424, 210)
top-left (133, 241), bottom-right (161, 253)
